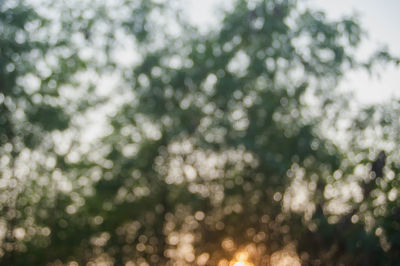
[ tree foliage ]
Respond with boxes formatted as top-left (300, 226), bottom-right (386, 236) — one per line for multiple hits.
top-left (0, 0), bottom-right (399, 265)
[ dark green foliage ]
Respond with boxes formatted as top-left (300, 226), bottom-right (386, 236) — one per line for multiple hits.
top-left (25, 105), bottom-right (70, 131)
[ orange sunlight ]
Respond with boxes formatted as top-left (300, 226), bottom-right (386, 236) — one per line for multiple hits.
top-left (229, 251), bottom-right (254, 266)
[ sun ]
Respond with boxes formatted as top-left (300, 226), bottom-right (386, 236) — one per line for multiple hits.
top-left (229, 251), bottom-right (254, 266)
top-left (231, 261), bottom-right (254, 266)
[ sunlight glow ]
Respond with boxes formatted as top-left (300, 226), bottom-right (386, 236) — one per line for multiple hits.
top-left (228, 251), bottom-right (254, 266)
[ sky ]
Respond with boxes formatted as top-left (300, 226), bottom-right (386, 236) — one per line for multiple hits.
top-left (306, 0), bottom-right (400, 104)
top-left (183, 0), bottom-right (400, 105)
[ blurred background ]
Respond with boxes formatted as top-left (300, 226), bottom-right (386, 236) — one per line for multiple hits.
top-left (185, 0), bottom-right (400, 103)
top-left (0, 0), bottom-right (399, 265)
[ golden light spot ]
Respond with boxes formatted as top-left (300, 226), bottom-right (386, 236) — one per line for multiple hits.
top-left (13, 227), bottom-right (26, 240)
top-left (270, 244), bottom-right (301, 266)
top-left (229, 251), bottom-right (254, 266)
top-left (218, 259), bottom-right (229, 266)
top-left (235, 251), bottom-right (248, 261)
top-left (197, 252), bottom-right (210, 266)
top-left (221, 238), bottom-right (235, 251)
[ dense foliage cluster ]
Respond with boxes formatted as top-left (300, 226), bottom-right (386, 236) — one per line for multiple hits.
top-left (0, 0), bottom-right (399, 265)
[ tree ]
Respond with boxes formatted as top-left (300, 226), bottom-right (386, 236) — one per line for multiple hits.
top-left (0, 0), bottom-right (102, 264)
top-left (0, 0), bottom-right (399, 265)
